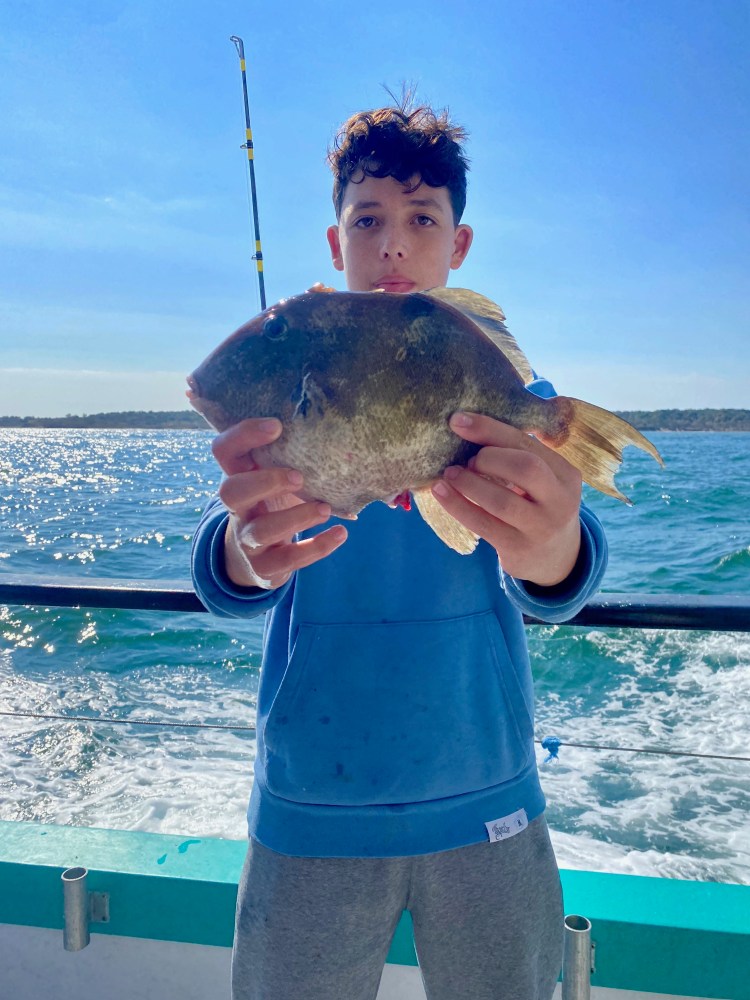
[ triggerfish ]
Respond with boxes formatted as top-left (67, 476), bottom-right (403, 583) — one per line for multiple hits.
top-left (187, 287), bottom-right (663, 553)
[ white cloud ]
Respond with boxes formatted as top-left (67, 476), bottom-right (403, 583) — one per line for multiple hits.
top-left (0, 297), bottom-right (247, 372)
top-left (0, 184), bottom-right (221, 256)
top-left (537, 358), bottom-right (749, 411)
top-left (0, 368), bottom-right (192, 417)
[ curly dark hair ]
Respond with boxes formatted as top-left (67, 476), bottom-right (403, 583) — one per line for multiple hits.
top-left (328, 99), bottom-right (470, 224)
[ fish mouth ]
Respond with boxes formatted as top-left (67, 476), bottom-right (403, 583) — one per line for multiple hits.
top-left (185, 375), bottom-right (231, 431)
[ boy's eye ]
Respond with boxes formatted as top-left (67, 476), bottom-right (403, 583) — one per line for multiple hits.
top-left (354, 216), bottom-right (377, 229)
top-left (414, 215), bottom-right (436, 226)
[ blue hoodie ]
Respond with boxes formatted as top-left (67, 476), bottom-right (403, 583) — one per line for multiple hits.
top-left (191, 379), bottom-right (608, 858)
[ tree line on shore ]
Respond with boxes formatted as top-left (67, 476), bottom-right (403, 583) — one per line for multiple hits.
top-left (0, 408), bottom-right (749, 431)
top-left (0, 410), bottom-right (209, 429)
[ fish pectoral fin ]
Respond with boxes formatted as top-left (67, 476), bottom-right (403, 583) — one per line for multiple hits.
top-left (291, 371), bottom-right (330, 422)
top-left (422, 287), bottom-right (535, 384)
top-left (413, 487), bottom-right (479, 555)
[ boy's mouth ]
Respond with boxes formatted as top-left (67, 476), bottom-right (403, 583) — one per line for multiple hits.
top-left (374, 275), bottom-right (416, 293)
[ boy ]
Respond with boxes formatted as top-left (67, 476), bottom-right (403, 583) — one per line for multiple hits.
top-left (192, 101), bottom-right (607, 1000)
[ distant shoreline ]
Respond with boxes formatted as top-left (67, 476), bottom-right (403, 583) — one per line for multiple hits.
top-left (0, 408), bottom-right (749, 431)
top-left (0, 410), bottom-right (210, 430)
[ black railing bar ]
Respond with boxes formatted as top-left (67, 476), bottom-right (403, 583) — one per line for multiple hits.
top-left (549, 594), bottom-right (750, 632)
top-left (0, 577), bottom-right (203, 614)
top-left (0, 577), bottom-right (749, 631)
top-left (1, 708), bottom-right (748, 762)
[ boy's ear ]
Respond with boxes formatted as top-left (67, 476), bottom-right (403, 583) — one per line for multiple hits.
top-left (450, 224), bottom-right (473, 270)
top-left (327, 225), bottom-right (345, 272)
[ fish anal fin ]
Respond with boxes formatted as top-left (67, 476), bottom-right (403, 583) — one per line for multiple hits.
top-left (413, 487), bottom-right (479, 555)
top-left (421, 287), bottom-right (535, 384)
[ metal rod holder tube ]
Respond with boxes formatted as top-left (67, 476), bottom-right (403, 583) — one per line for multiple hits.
top-left (562, 913), bottom-right (592, 1000)
top-left (62, 866), bottom-right (90, 951)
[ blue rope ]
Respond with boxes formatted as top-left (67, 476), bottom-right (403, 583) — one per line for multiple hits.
top-left (542, 735), bottom-right (562, 763)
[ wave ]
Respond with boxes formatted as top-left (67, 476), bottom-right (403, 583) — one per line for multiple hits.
top-left (716, 546), bottom-right (750, 571)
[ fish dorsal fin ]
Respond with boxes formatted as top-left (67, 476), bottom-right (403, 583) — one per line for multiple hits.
top-left (412, 487), bottom-right (479, 555)
top-left (422, 287), bottom-right (535, 384)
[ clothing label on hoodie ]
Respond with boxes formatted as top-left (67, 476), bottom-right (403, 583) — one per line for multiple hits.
top-left (485, 808), bottom-right (528, 842)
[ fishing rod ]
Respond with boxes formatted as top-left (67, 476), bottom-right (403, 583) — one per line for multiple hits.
top-left (230, 35), bottom-right (266, 310)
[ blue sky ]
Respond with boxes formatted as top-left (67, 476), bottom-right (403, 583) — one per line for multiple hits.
top-left (1, 0), bottom-right (747, 416)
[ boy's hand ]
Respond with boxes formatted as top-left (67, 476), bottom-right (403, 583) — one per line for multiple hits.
top-left (213, 418), bottom-right (347, 590)
top-left (432, 413), bottom-right (583, 587)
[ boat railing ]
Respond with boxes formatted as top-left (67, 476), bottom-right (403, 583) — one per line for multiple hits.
top-left (2, 576), bottom-right (749, 761)
top-left (2, 576), bottom-right (749, 998)
top-left (1, 576), bottom-right (749, 631)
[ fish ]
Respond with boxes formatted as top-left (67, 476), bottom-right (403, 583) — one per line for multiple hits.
top-left (187, 287), bottom-right (663, 554)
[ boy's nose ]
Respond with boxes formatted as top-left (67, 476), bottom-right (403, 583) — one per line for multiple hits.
top-left (379, 228), bottom-right (408, 259)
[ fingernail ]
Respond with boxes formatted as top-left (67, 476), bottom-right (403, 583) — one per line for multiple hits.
top-left (432, 481), bottom-right (449, 497)
top-left (443, 466), bottom-right (461, 480)
top-left (287, 470), bottom-right (303, 487)
top-left (260, 418), bottom-right (281, 434)
top-left (450, 412), bottom-right (473, 428)
top-left (317, 503), bottom-right (332, 517)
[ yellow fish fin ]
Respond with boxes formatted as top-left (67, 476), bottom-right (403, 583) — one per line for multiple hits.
top-left (548, 397), bottom-right (664, 503)
top-left (412, 486), bottom-right (479, 555)
top-left (422, 287), bottom-right (535, 384)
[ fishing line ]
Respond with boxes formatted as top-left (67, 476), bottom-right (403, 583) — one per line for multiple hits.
top-left (539, 734), bottom-right (750, 763)
top-left (0, 709), bottom-right (255, 733)
top-left (1, 710), bottom-right (749, 762)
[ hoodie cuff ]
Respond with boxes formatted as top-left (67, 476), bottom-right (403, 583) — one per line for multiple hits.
top-left (502, 505), bottom-right (608, 624)
top-left (191, 501), bottom-right (293, 618)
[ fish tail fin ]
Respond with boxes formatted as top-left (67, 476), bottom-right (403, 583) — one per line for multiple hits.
top-left (548, 397), bottom-right (664, 504)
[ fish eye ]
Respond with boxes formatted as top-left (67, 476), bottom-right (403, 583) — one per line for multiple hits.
top-left (263, 314), bottom-right (288, 341)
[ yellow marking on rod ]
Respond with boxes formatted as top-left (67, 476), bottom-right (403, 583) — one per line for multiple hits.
top-left (240, 59), bottom-right (246, 71)
top-left (247, 150), bottom-right (254, 160)
top-left (257, 262), bottom-right (264, 272)
top-left (255, 241), bottom-right (262, 252)
top-left (246, 128), bottom-right (253, 140)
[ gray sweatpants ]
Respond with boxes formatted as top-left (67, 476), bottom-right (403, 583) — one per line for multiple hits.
top-left (231, 815), bottom-right (563, 1000)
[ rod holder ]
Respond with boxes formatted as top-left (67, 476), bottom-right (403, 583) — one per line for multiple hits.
top-left (62, 867), bottom-right (110, 951)
top-left (562, 913), bottom-right (593, 1000)
top-left (62, 867), bottom-right (89, 951)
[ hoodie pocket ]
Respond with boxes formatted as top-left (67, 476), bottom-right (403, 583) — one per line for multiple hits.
top-left (262, 611), bottom-right (534, 806)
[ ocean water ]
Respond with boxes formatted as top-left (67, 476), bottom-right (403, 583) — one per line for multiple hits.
top-left (0, 428), bottom-right (748, 883)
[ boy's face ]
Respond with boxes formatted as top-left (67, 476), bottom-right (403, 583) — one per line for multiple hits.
top-left (327, 174), bottom-right (473, 293)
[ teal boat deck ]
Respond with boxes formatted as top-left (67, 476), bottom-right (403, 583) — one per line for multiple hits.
top-left (1, 820), bottom-right (748, 999)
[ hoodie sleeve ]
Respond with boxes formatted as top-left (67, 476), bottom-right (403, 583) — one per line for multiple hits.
top-left (501, 502), bottom-right (607, 623)
top-left (191, 495), bottom-right (293, 618)
top-left (500, 375), bottom-right (609, 623)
